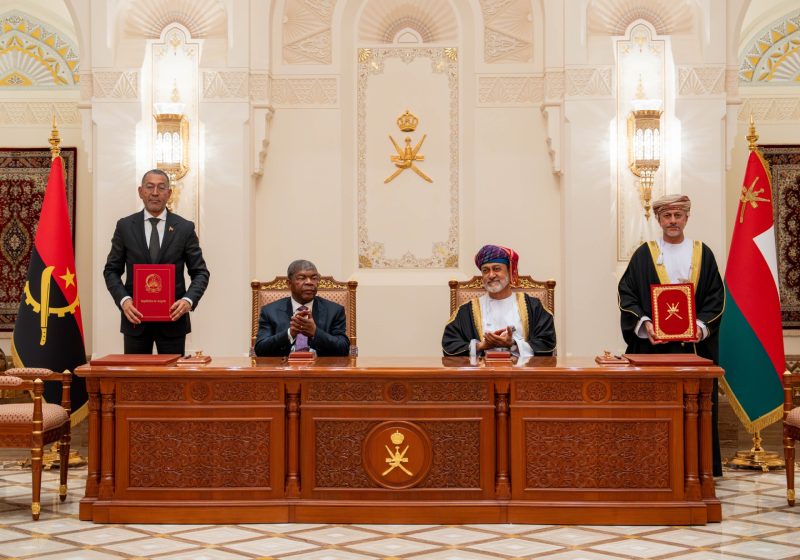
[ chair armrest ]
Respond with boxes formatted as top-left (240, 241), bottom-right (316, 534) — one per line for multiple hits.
top-left (0, 375), bottom-right (29, 390)
top-left (3, 369), bottom-right (72, 410)
top-left (4, 368), bottom-right (59, 380)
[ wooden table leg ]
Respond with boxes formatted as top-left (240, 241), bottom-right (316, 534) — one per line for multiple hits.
top-left (286, 381), bottom-right (300, 498)
top-left (495, 380), bottom-right (511, 499)
top-left (699, 379), bottom-right (715, 497)
top-left (98, 380), bottom-right (115, 500)
top-left (84, 378), bottom-right (101, 499)
top-left (683, 379), bottom-right (701, 501)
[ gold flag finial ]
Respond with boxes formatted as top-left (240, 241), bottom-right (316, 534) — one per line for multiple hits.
top-left (49, 112), bottom-right (61, 160)
top-left (746, 113), bottom-right (759, 152)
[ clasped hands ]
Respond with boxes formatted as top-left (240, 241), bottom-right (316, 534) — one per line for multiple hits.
top-left (477, 326), bottom-right (515, 352)
top-left (290, 309), bottom-right (317, 338)
top-left (122, 298), bottom-right (191, 324)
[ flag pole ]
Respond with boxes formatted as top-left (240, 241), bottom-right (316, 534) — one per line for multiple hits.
top-left (49, 111), bottom-right (61, 160)
top-left (725, 114), bottom-right (784, 471)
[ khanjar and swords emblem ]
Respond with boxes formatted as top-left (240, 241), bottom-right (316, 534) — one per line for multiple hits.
top-left (384, 110), bottom-right (433, 184)
top-left (363, 421), bottom-right (432, 489)
top-left (23, 266), bottom-right (79, 345)
top-left (665, 302), bottom-right (683, 321)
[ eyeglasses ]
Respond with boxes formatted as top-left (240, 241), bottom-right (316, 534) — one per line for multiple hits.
top-left (142, 184), bottom-right (170, 193)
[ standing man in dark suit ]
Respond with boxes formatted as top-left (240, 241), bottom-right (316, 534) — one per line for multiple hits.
top-left (254, 260), bottom-right (350, 357)
top-left (103, 169), bottom-right (210, 354)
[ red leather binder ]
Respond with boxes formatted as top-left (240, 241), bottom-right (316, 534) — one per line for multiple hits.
top-left (650, 283), bottom-right (697, 342)
top-left (89, 354), bottom-right (181, 366)
top-left (133, 264), bottom-right (175, 321)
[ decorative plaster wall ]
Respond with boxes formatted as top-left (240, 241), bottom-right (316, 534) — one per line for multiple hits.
top-left (587, 0), bottom-right (695, 36)
top-left (358, 0), bottom-right (457, 44)
top-left (357, 47), bottom-right (459, 269)
top-left (481, 0), bottom-right (534, 63)
top-left (0, 11), bottom-right (79, 87)
top-left (739, 10), bottom-right (800, 83)
top-left (282, 0), bottom-right (336, 64)
top-left (121, 0), bottom-right (227, 39)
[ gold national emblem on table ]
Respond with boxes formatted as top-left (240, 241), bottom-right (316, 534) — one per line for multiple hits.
top-left (362, 421), bottom-right (432, 489)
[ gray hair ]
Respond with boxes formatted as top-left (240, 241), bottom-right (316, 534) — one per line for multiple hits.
top-left (287, 259), bottom-right (318, 279)
top-left (141, 169), bottom-right (170, 188)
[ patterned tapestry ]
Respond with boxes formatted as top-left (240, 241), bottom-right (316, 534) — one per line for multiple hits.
top-left (0, 148), bottom-right (77, 331)
top-left (762, 145), bottom-right (800, 328)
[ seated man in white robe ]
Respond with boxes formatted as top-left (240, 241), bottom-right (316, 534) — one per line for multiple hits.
top-left (442, 244), bottom-right (556, 359)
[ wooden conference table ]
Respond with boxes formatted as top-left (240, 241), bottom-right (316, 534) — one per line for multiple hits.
top-left (76, 356), bottom-right (721, 525)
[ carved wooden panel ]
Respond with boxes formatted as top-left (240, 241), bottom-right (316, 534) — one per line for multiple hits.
top-left (516, 381), bottom-right (583, 402)
top-left (363, 422), bottom-right (433, 489)
top-left (314, 419), bottom-right (481, 490)
top-left (211, 381), bottom-right (280, 402)
top-left (609, 382), bottom-right (678, 402)
top-left (190, 381), bottom-right (211, 402)
top-left (306, 382), bottom-right (383, 402)
top-left (524, 420), bottom-right (670, 489)
top-left (419, 421), bottom-right (481, 488)
top-left (583, 381), bottom-right (609, 403)
top-left (128, 420), bottom-right (270, 488)
top-left (410, 382), bottom-right (488, 402)
top-left (118, 382), bottom-right (185, 402)
top-left (314, 420), bottom-right (379, 488)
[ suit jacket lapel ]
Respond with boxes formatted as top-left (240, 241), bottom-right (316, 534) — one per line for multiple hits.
top-left (130, 212), bottom-right (151, 262)
top-left (159, 212), bottom-right (178, 260)
top-left (312, 298), bottom-right (324, 332)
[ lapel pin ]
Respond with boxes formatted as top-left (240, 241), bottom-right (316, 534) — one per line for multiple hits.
top-left (168, 226), bottom-right (174, 232)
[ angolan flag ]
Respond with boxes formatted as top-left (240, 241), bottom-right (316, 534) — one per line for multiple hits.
top-left (12, 154), bottom-right (87, 425)
top-left (718, 146), bottom-right (785, 432)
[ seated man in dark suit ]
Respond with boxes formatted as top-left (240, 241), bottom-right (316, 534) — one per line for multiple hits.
top-left (254, 260), bottom-right (350, 357)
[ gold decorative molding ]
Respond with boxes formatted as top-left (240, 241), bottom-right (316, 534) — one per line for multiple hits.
top-left (477, 75), bottom-right (543, 106)
top-left (270, 76), bottom-right (338, 107)
top-left (357, 47), bottom-right (459, 269)
top-left (739, 11), bottom-right (800, 83)
top-left (0, 11), bottom-right (80, 87)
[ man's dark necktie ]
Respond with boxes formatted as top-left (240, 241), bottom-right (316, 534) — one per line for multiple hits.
top-left (148, 217), bottom-right (160, 262)
top-left (295, 305), bottom-right (310, 351)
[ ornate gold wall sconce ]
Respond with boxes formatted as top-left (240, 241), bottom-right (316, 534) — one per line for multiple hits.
top-left (154, 85), bottom-right (189, 210)
top-left (627, 80), bottom-right (662, 219)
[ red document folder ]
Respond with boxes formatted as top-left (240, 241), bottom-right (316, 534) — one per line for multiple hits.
top-left (133, 264), bottom-right (175, 321)
top-left (650, 283), bottom-right (697, 342)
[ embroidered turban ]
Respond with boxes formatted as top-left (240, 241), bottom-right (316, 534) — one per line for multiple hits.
top-left (474, 244), bottom-right (519, 285)
top-left (653, 194), bottom-right (691, 216)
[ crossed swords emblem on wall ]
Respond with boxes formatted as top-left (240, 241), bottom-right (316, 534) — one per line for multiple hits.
top-left (384, 110), bottom-right (433, 184)
top-left (23, 266), bottom-right (79, 345)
